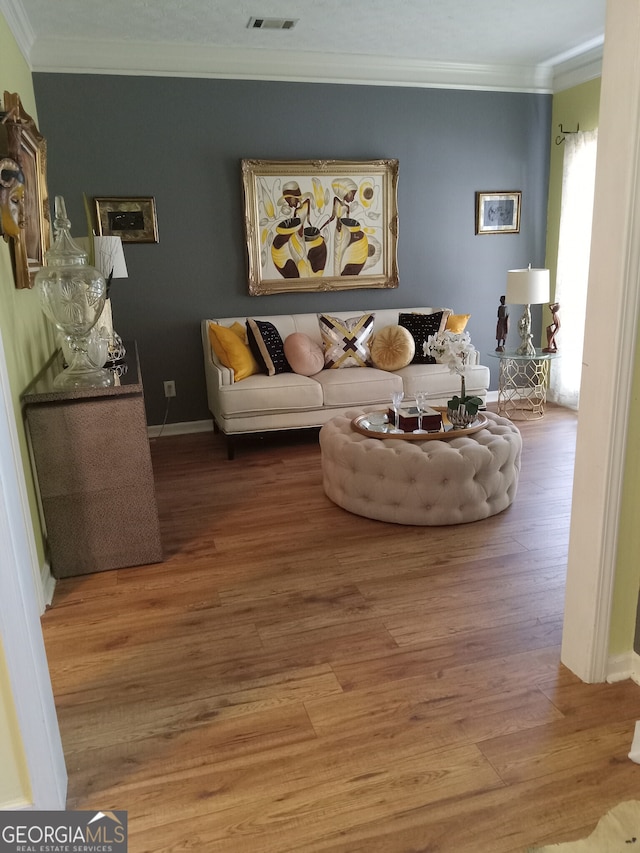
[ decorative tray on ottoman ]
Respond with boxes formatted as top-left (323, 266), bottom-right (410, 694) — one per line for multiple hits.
top-left (386, 406), bottom-right (443, 432)
top-left (351, 409), bottom-right (488, 441)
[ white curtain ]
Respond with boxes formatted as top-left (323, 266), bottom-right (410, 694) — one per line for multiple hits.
top-left (548, 129), bottom-right (598, 409)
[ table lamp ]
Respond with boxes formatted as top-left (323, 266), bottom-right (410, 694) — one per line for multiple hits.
top-left (78, 235), bottom-right (128, 362)
top-left (506, 264), bottom-right (550, 356)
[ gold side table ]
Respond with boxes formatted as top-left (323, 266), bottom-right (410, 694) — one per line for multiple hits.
top-left (488, 350), bottom-right (559, 420)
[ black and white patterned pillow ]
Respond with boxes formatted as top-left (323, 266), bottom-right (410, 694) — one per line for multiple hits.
top-left (246, 319), bottom-right (291, 375)
top-left (398, 312), bottom-right (444, 364)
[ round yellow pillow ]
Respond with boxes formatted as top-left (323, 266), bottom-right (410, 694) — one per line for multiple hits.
top-left (370, 324), bottom-right (415, 371)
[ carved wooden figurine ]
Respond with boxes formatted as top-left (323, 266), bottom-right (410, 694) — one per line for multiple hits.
top-left (543, 302), bottom-right (561, 353)
top-left (495, 295), bottom-right (509, 352)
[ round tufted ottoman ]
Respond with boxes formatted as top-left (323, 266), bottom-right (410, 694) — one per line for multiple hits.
top-left (319, 410), bottom-right (522, 525)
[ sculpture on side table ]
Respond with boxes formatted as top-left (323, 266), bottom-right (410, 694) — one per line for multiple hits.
top-left (495, 295), bottom-right (509, 352)
top-left (543, 302), bottom-right (561, 353)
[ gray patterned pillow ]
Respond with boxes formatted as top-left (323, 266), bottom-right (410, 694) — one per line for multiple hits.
top-left (318, 313), bottom-right (375, 369)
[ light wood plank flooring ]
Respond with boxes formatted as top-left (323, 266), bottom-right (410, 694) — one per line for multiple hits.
top-left (40, 404), bottom-right (640, 852)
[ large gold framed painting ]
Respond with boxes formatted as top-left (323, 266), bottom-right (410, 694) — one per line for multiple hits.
top-left (241, 159), bottom-right (399, 295)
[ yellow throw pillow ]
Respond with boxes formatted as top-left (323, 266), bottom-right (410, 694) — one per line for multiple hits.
top-left (228, 321), bottom-right (247, 341)
top-left (445, 313), bottom-right (471, 333)
top-left (207, 322), bottom-right (260, 381)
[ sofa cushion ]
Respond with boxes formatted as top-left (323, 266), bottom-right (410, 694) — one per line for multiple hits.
top-left (397, 362), bottom-right (491, 400)
top-left (370, 324), bottom-right (415, 371)
top-left (218, 372), bottom-right (323, 417)
top-left (207, 322), bottom-right (261, 381)
top-left (246, 319), bottom-right (291, 376)
top-left (314, 366), bottom-right (401, 407)
top-left (445, 313), bottom-right (471, 333)
top-left (398, 311), bottom-right (444, 365)
top-left (319, 312), bottom-right (375, 369)
top-left (284, 332), bottom-right (325, 376)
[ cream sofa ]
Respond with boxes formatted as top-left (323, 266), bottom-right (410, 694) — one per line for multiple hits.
top-left (201, 307), bottom-right (490, 458)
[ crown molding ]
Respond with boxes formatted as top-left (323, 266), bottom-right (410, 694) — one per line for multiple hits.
top-left (552, 43), bottom-right (603, 93)
top-left (3, 2), bottom-right (602, 95)
top-left (29, 38), bottom-right (556, 93)
top-left (0, 0), bottom-right (34, 65)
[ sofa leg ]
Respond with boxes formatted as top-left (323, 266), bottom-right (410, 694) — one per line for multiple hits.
top-left (227, 435), bottom-right (235, 461)
top-left (212, 417), bottom-right (219, 434)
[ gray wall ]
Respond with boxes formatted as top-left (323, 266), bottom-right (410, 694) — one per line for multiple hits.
top-left (33, 74), bottom-right (551, 426)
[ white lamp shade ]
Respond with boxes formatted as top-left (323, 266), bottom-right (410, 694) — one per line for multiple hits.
top-left (506, 267), bottom-right (550, 305)
top-left (77, 236), bottom-right (128, 279)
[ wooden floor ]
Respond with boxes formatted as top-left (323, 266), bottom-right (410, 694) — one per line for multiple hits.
top-left (41, 404), bottom-right (640, 853)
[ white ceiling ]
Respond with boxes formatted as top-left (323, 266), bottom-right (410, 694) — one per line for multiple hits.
top-left (2, 0), bottom-right (606, 92)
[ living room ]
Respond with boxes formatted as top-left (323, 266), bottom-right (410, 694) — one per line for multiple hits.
top-left (2, 1), bottom-right (640, 846)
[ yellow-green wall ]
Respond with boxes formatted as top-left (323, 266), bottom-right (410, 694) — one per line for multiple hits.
top-left (545, 78), bottom-right (602, 301)
top-left (0, 639), bottom-right (31, 805)
top-left (0, 16), bottom-right (56, 565)
top-left (0, 12), bottom-right (57, 809)
top-left (545, 77), bottom-right (640, 657)
top-left (611, 323), bottom-right (640, 655)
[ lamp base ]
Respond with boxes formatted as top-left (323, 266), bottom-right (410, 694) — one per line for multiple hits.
top-left (515, 337), bottom-right (536, 356)
top-left (106, 331), bottom-right (126, 364)
top-left (515, 304), bottom-right (537, 357)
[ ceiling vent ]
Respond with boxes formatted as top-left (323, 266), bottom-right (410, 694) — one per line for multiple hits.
top-left (247, 17), bottom-right (298, 30)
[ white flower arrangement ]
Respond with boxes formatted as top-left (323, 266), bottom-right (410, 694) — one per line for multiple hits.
top-left (423, 330), bottom-right (482, 419)
top-left (423, 330), bottom-right (474, 374)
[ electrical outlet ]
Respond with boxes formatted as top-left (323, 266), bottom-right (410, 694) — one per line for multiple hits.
top-left (163, 380), bottom-right (176, 398)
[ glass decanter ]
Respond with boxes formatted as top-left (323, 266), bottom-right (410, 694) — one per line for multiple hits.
top-left (35, 196), bottom-right (113, 388)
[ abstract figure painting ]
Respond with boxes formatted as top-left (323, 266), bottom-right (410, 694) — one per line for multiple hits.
top-left (241, 159), bottom-right (399, 295)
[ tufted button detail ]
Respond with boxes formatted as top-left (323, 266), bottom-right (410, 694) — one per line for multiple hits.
top-left (320, 411), bottom-right (522, 526)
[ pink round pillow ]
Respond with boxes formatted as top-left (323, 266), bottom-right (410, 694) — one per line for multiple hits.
top-left (284, 332), bottom-right (325, 376)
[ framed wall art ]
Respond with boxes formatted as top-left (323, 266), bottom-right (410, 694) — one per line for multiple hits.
top-left (241, 158), bottom-right (399, 295)
top-left (94, 196), bottom-right (159, 243)
top-left (2, 91), bottom-right (51, 289)
top-left (475, 190), bottom-right (521, 235)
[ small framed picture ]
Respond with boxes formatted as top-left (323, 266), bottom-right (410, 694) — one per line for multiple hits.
top-left (94, 196), bottom-right (159, 243)
top-left (475, 191), bottom-right (521, 235)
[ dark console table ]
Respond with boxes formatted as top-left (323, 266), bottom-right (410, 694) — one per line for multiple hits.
top-left (22, 343), bottom-right (163, 578)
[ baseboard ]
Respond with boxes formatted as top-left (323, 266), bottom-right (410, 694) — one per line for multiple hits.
top-left (606, 651), bottom-right (640, 684)
top-left (40, 560), bottom-right (56, 610)
top-left (0, 796), bottom-right (33, 810)
top-left (148, 419), bottom-right (213, 438)
top-left (147, 401), bottom-right (502, 438)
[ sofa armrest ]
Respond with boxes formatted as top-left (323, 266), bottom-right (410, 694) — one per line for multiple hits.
top-left (201, 319), bottom-right (237, 425)
top-left (201, 320), bottom-right (235, 386)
